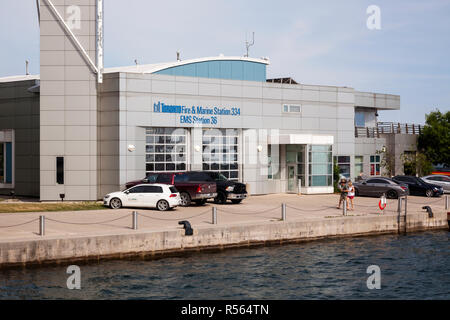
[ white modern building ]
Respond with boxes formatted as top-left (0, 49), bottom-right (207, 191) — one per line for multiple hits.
top-left (0, 0), bottom-right (419, 200)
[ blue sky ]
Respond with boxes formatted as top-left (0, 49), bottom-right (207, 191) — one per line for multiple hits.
top-left (1, 0), bottom-right (449, 123)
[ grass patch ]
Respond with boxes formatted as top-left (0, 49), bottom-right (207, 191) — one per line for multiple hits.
top-left (0, 201), bottom-right (107, 213)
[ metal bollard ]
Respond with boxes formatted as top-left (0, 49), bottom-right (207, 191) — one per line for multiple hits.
top-left (132, 211), bottom-right (138, 230)
top-left (397, 196), bottom-right (403, 214)
top-left (281, 203), bottom-right (286, 221)
top-left (445, 195), bottom-right (449, 211)
top-left (404, 195), bottom-right (408, 216)
top-left (39, 215), bottom-right (45, 236)
top-left (212, 207), bottom-right (217, 225)
top-left (343, 199), bottom-right (347, 216)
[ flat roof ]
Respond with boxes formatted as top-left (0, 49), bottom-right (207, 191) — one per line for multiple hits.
top-left (0, 75), bottom-right (39, 83)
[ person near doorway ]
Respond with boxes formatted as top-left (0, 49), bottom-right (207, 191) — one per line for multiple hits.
top-left (337, 178), bottom-right (349, 210)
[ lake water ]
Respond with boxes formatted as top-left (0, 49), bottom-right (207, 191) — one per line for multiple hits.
top-left (1, 230), bottom-right (449, 299)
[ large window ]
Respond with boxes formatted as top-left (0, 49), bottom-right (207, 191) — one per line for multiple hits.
top-left (355, 156), bottom-right (364, 178)
top-left (370, 155), bottom-right (381, 176)
top-left (355, 111), bottom-right (365, 127)
top-left (334, 155), bottom-right (350, 178)
top-left (0, 143), bottom-right (4, 183)
top-left (0, 142), bottom-right (12, 185)
top-left (268, 144), bottom-right (280, 180)
top-left (202, 129), bottom-right (239, 180)
top-left (308, 145), bottom-right (332, 187)
top-left (145, 128), bottom-right (187, 175)
top-left (286, 145), bottom-right (305, 186)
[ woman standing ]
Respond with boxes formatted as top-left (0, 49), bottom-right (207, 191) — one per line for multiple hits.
top-left (347, 181), bottom-right (355, 210)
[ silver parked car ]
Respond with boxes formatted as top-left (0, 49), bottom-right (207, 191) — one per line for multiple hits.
top-left (353, 177), bottom-right (409, 199)
top-left (421, 175), bottom-right (450, 193)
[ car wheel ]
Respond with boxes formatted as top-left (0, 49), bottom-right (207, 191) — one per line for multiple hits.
top-left (109, 198), bottom-right (122, 209)
top-left (214, 192), bottom-right (227, 204)
top-left (425, 189), bottom-right (433, 197)
top-left (180, 192), bottom-right (191, 207)
top-left (231, 199), bottom-right (242, 204)
top-left (387, 190), bottom-right (398, 199)
top-left (156, 200), bottom-right (170, 211)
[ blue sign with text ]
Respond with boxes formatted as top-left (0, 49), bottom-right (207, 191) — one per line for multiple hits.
top-left (153, 101), bottom-right (240, 125)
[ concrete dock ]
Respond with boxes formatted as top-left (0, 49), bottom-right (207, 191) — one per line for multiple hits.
top-left (0, 194), bottom-right (448, 268)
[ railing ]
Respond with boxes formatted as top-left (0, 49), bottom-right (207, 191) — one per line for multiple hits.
top-left (355, 122), bottom-right (423, 138)
top-left (355, 126), bottom-right (379, 138)
top-left (377, 122), bottom-right (423, 135)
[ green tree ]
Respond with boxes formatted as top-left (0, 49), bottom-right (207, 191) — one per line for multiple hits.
top-left (400, 151), bottom-right (432, 176)
top-left (415, 153), bottom-right (433, 176)
top-left (418, 110), bottom-right (450, 167)
top-left (376, 148), bottom-right (394, 177)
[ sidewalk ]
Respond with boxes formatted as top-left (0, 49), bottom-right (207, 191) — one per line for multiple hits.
top-left (0, 194), bottom-right (445, 242)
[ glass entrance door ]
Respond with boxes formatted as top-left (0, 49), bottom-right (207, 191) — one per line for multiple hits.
top-left (287, 165), bottom-right (297, 192)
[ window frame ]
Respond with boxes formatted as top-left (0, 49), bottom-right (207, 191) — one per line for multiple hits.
top-left (202, 128), bottom-right (239, 181)
top-left (145, 127), bottom-right (188, 175)
top-left (308, 145), bottom-right (333, 187)
top-left (334, 155), bottom-right (351, 179)
top-left (370, 155), bottom-right (381, 176)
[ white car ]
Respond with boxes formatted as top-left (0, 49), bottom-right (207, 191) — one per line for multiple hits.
top-left (103, 184), bottom-right (181, 211)
top-left (421, 175), bottom-right (450, 193)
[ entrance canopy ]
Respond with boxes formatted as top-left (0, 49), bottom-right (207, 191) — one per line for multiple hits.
top-left (268, 134), bottom-right (334, 145)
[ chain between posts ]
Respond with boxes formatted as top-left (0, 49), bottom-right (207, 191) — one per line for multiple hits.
top-left (2, 194), bottom-right (443, 236)
top-left (0, 218), bottom-right (39, 229)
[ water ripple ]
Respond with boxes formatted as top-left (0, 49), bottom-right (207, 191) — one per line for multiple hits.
top-left (0, 230), bottom-right (449, 299)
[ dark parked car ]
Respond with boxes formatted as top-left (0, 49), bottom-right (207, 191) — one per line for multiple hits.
top-left (354, 177), bottom-right (408, 199)
top-left (203, 172), bottom-right (248, 204)
top-left (392, 175), bottom-right (444, 197)
top-left (126, 172), bottom-right (217, 206)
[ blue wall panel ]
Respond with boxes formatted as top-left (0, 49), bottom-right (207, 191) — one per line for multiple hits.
top-left (154, 60), bottom-right (266, 81)
top-left (196, 62), bottom-right (209, 78)
top-left (208, 61), bottom-right (221, 79)
top-left (231, 61), bottom-right (244, 80)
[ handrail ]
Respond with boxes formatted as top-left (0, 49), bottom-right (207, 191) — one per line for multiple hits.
top-left (355, 122), bottom-right (423, 138)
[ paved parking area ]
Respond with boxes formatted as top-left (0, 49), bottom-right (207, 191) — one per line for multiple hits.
top-left (0, 194), bottom-right (446, 242)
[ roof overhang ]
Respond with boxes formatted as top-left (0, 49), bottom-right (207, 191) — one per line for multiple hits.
top-left (268, 134), bottom-right (334, 145)
top-left (104, 56), bottom-right (270, 74)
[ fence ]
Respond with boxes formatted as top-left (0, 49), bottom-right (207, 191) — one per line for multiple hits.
top-left (355, 122), bottom-right (423, 138)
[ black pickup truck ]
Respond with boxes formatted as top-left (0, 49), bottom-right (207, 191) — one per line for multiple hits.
top-left (203, 172), bottom-right (248, 204)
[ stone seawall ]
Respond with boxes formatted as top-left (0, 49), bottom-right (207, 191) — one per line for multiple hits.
top-left (0, 211), bottom-right (447, 268)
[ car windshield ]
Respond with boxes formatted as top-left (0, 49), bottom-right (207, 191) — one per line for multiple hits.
top-left (215, 173), bottom-right (228, 181)
top-left (145, 175), bottom-right (157, 183)
top-left (417, 177), bottom-right (426, 184)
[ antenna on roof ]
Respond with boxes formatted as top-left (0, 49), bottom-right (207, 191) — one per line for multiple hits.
top-left (36, 0), bottom-right (40, 26)
top-left (245, 32), bottom-right (255, 57)
top-left (26, 60), bottom-right (30, 75)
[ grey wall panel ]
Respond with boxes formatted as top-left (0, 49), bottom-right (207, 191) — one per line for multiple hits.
top-left (0, 80), bottom-right (40, 197)
top-left (40, 0), bottom-right (98, 200)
